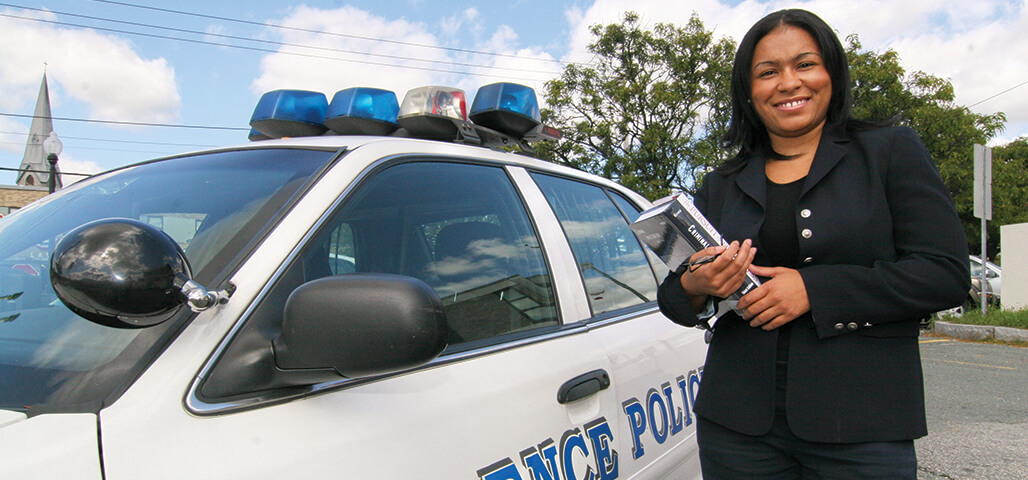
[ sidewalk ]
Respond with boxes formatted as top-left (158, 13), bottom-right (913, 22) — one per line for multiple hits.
top-left (930, 320), bottom-right (1028, 343)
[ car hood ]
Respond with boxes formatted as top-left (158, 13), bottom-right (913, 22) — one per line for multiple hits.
top-left (0, 410), bottom-right (103, 479)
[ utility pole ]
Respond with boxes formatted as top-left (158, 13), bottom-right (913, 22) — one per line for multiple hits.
top-left (973, 144), bottom-right (992, 314)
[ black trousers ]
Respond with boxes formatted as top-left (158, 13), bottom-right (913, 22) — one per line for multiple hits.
top-left (696, 415), bottom-right (917, 480)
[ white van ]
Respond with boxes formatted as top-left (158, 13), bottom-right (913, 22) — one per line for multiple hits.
top-left (0, 84), bottom-right (707, 479)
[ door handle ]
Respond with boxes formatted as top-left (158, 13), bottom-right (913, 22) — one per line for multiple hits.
top-left (557, 369), bottom-right (610, 404)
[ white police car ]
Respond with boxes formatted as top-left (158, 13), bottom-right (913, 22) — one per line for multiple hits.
top-left (0, 83), bottom-right (706, 479)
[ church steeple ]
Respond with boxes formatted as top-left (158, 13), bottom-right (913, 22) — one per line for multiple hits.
top-left (17, 73), bottom-right (62, 189)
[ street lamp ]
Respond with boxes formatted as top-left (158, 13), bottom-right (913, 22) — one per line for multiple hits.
top-left (42, 131), bottom-right (62, 194)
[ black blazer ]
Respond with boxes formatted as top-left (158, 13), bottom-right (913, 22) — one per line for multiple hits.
top-left (658, 126), bottom-right (969, 443)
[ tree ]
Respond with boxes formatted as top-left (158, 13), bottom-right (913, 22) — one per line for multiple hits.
top-left (846, 35), bottom-right (1007, 255)
top-left (539, 12), bottom-right (735, 200)
top-left (990, 137), bottom-right (1028, 260)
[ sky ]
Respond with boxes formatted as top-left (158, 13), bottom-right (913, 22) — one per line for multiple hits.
top-left (1, 0), bottom-right (1027, 186)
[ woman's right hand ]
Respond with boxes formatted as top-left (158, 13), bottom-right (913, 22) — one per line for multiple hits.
top-left (679, 239), bottom-right (757, 300)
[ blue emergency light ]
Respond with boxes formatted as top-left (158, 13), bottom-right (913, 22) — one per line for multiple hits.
top-left (250, 90), bottom-right (328, 139)
top-left (470, 82), bottom-right (541, 135)
top-left (325, 87), bottom-right (400, 136)
top-left (248, 127), bottom-right (273, 142)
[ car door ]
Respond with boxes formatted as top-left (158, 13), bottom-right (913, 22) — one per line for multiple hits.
top-left (98, 157), bottom-right (629, 479)
top-left (527, 171), bottom-right (706, 479)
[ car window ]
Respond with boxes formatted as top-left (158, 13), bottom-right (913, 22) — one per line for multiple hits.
top-left (308, 161), bottom-right (559, 346)
top-left (529, 173), bottom-right (659, 315)
top-left (608, 190), bottom-right (671, 281)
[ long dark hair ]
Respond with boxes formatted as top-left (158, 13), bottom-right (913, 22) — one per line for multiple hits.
top-left (719, 9), bottom-right (871, 173)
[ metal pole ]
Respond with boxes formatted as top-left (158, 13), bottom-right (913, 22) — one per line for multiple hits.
top-left (981, 219), bottom-right (987, 315)
top-left (47, 153), bottom-right (58, 194)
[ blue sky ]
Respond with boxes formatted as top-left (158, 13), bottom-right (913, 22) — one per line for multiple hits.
top-left (2, 0), bottom-right (1026, 185)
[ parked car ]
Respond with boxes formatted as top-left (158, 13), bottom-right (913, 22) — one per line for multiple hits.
top-left (0, 84), bottom-right (706, 479)
top-left (969, 255), bottom-right (1001, 302)
top-left (934, 256), bottom-right (1001, 319)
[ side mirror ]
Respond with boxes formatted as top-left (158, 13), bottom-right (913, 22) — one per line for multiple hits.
top-left (273, 274), bottom-right (447, 380)
top-left (50, 218), bottom-right (228, 328)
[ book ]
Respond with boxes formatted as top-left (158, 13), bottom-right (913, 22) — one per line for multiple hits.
top-left (631, 193), bottom-right (761, 316)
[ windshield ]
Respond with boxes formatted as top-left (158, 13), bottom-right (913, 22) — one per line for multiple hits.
top-left (0, 147), bottom-right (336, 414)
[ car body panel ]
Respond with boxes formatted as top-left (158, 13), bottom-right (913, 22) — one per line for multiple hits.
top-left (0, 413), bottom-right (102, 479)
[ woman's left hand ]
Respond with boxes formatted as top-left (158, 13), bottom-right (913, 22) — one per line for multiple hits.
top-left (737, 265), bottom-right (811, 330)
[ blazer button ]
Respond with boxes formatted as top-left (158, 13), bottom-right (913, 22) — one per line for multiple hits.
top-left (800, 209), bottom-right (812, 218)
top-left (834, 323), bottom-right (845, 330)
top-left (801, 228), bottom-right (812, 239)
top-left (847, 322), bottom-right (859, 331)
top-left (803, 257), bottom-right (814, 264)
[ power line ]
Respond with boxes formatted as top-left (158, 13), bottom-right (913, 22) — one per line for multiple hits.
top-left (0, 130), bottom-right (218, 148)
top-left (0, 141), bottom-right (181, 155)
top-left (0, 112), bottom-right (249, 131)
top-left (0, 166), bottom-right (93, 177)
top-left (87, 0), bottom-right (575, 67)
top-left (0, 11), bottom-right (553, 82)
top-left (0, 3), bottom-right (562, 76)
top-left (969, 79), bottom-right (1028, 108)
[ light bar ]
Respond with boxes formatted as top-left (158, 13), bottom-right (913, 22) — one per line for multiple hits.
top-left (470, 82), bottom-right (541, 135)
top-left (325, 87), bottom-right (400, 136)
top-left (397, 86), bottom-right (468, 139)
top-left (248, 127), bottom-right (271, 142)
top-left (250, 90), bottom-right (328, 139)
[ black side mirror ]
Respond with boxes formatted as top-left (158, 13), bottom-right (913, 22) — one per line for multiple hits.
top-left (273, 274), bottom-right (447, 379)
top-left (50, 218), bottom-right (229, 328)
top-left (50, 218), bottom-right (191, 328)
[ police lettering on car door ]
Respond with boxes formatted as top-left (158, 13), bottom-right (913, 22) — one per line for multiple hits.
top-left (477, 368), bottom-right (702, 480)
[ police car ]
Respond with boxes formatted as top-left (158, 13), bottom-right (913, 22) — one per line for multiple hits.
top-left (0, 83), bottom-right (706, 479)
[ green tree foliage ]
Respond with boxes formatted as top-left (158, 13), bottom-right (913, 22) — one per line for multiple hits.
top-left (539, 12), bottom-right (734, 200)
top-left (846, 35), bottom-right (1006, 255)
top-left (991, 137), bottom-right (1028, 257)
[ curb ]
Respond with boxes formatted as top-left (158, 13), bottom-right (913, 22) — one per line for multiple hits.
top-left (931, 321), bottom-right (1028, 343)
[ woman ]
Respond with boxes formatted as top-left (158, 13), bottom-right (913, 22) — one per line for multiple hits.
top-left (657, 9), bottom-right (969, 479)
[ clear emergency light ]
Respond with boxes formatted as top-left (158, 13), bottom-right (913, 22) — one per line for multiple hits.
top-left (397, 86), bottom-right (468, 139)
top-left (250, 90), bottom-right (328, 139)
top-left (325, 87), bottom-right (400, 136)
top-left (469, 82), bottom-right (541, 135)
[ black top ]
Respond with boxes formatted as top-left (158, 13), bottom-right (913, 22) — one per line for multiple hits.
top-left (759, 177), bottom-right (805, 412)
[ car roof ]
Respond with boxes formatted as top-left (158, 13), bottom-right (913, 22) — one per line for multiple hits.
top-left (154, 134), bottom-right (652, 207)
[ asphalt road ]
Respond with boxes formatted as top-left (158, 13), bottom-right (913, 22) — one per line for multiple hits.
top-left (916, 336), bottom-right (1028, 479)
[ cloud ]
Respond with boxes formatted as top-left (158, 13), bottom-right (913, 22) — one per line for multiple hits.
top-left (0, 8), bottom-right (181, 123)
top-left (57, 156), bottom-right (104, 186)
top-left (252, 5), bottom-right (452, 97)
top-left (440, 7), bottom-right (480, 36)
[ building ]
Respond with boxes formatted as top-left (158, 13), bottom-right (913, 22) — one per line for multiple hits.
top-left (1, 73), bottom-right (59, 217)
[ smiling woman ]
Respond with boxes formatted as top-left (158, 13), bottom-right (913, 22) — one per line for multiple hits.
top-left (656, 8), bottom-right (970, 480)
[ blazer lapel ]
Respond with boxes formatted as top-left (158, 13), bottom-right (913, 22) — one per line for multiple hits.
top-left (802, 128), bottom-right (850, 196)
top-left (735, 154), bottom-right (767, 209)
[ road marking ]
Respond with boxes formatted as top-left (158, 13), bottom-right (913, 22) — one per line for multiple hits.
top-left (935, 359), bottom-right (1016, 371)
top-left (919, 339), bottom-right (952, 344)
